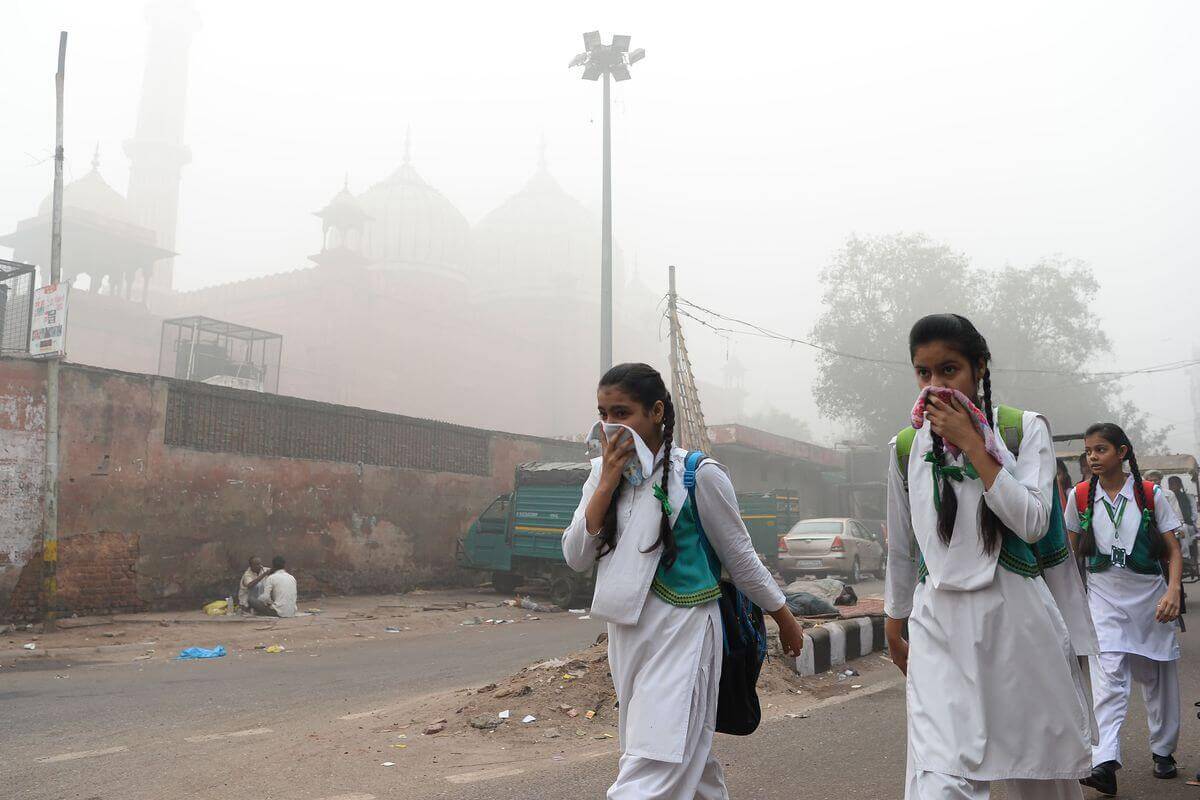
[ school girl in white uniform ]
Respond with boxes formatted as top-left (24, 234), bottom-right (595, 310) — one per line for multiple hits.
top-left (885, 314), bottom-right (1093, 800)
top-left (561, 363), bottom-right (807, 800)
top-left (1063, 422), bottom-right (1183, 795)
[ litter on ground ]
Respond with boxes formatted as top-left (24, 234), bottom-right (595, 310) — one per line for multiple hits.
top-left (177, 645), bottom-right (226, 660)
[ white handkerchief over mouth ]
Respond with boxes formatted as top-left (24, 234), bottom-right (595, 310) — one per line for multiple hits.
top-left (586, 421), bottom-right (657, 487)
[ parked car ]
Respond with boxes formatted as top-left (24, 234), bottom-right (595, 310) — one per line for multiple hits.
top-left (777, 517), bottom-right (886, 582)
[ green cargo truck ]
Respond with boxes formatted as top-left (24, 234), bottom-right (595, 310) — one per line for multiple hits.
top-left (457, 461), bottom-right (803, 606)
top-left (735, 490), bottom-right (803, 565)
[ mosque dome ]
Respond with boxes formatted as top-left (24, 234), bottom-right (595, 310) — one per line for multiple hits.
top-left (39, 147), bottom-right (132, 223)
top-left (471, 155), bottom-right (622, 302)
top-left (356, 140), bottom-right (469, 279)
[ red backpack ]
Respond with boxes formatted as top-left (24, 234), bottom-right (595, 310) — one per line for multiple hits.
top-left (1073, 480), bottom-right (1156, 515)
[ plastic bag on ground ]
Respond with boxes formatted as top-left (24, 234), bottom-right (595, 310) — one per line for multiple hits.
top-left (203, 600), bottom-right (229, 616)
top-left (177, 645), bottom-right (227, 660)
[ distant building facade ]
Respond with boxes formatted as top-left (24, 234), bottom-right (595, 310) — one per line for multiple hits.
top-left (1, 1), bottom-right (663, 439)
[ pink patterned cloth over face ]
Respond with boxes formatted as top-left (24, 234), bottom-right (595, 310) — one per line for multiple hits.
top-left (910, 386), bottom-right (1006, 466)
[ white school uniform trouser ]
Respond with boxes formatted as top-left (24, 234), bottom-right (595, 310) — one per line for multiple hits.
top-left (907, 770), bottom-right (1083, 799)
top-left (1089, 651), bottom-right (1181, 765)
top-left (607, 619), bottom-right (727, 800)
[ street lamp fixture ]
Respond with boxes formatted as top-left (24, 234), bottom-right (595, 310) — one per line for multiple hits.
top-left (569, 31), bottom-right (645, 373)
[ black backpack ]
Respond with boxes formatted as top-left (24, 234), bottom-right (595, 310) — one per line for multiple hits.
top-left (685, 451), bottom-right (769, 736)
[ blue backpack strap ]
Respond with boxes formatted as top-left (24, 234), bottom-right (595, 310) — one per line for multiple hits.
top-left (684, 450), bottom-right (731, 652)
top-left (684, 450), bottom-right (705, 493)
top-left (685, 450), bottom-right (767, 657)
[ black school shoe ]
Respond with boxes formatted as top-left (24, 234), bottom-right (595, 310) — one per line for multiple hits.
top-left (1153, 752), bottom-right (1178, 779)
top-left (1080, 761), bottom-right (1119, 796)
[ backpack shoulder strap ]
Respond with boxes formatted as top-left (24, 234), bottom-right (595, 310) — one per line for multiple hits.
top-left (1134, 481), bottom-right (1157, 513)
top-left (1074, 481), bottom-right (1090, 513)
top-left (683, 450), bottom-right (706, 490)
top-left (896, 427), bottom-right (917, 489)
top-left (996, 405), bottom-right (1024, 457)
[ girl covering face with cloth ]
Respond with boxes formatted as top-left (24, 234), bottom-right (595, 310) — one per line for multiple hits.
top-left (1063, 423), bottom-right (1183, 796)
top-left (884, 314), bottom-right (1094, 800)
top-left (562, 362), bottom-right (806, 800)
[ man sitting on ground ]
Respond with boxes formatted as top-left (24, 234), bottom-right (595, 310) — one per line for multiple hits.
top-left (250, 557), bottom-right (297, 618)
top-left (238, 556), bottom-right (270, 611)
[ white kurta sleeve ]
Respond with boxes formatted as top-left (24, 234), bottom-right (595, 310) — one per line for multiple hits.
top-left (693, 464), bottom-right (787, 613)
top-left (561, 460), bottom-right (603, 573)
top-left (1153, 486), bottom-right (1183, 533)
top-left (884, 438), bottom-right (918, 620)
top-left (981, 414), bottom-right (1053, 544)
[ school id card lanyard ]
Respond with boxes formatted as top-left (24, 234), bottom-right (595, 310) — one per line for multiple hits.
top-left (1103, 495), bottom-right (1130, 568)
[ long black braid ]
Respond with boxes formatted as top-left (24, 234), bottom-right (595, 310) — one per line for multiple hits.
top-left (975, 365), bottom-right (1006, 555)
top-left (930, 431), bottom-right (958, 547)
top-left (1082, 422), bottom-right (1165, 560)
top-left (1128, 449), bottom-right (1165, 560)
top-left (597, 480), bottom-right (624, 560)
top-left (648, 396), bottom-right (678, 569)
top-left (1079, 474), bottom-right (1100, 556)
top-left (910, 314), bottom-right (1007, 554)
top-left (593, 363), bottom-right (678, 569)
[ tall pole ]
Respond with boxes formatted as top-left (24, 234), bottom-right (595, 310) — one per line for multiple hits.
top-left (600, 70), bottom-right (613, 373)
top-left (42, 31), bottom-right (68, 630)
top-left (50, 31), bottom-right (66, 285)
top-left (668, 265), bottom-right (678, 393)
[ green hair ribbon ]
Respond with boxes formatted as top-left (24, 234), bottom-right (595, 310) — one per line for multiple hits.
top-left (1078, 508), bottom-right (1093, 532)
top-left (653, 483), bottom-right (673, 517)
top-left (923, 452), bottom-right (979, 511)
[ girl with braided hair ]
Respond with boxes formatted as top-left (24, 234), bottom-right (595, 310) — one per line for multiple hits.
top-left (884, 313), bottom-right (1095, 800)
top-left (1062, 422), bottom-right (1184, 795)
top-left (562, 362), bottom-right (805, 799)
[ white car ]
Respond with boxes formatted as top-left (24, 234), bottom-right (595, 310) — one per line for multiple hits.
top-left (777, 517), bottom-right (886, 583)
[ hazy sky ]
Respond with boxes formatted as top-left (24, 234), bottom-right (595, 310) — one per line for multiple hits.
top-left (3, 1), bottom-right (1198, 451)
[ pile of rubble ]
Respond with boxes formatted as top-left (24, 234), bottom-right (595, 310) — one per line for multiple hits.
top-left (417, 629), bottom-right (809, 743)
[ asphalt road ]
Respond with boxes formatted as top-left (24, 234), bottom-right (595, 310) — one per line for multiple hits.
top-left (7, 577), bottom-right (1198, 800)
top-left (0, 612), bottom-right (609, 800)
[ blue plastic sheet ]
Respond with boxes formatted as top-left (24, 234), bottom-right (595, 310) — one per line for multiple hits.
top-left (177, 645), bottom-right (227, 660)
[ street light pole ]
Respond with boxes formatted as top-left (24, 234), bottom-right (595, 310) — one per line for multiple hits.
top-left (570, 32), bottom-right (645, 375)
top-left (600, 70), bottom-right (612, 373)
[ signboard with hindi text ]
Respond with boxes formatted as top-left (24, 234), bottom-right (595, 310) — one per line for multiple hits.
top-left (28, 282), bottom-right (69, 358)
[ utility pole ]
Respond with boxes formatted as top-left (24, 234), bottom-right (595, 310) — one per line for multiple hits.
top-left (41, 31), bottom-right (68, 630)
top-left (666, 265), bottom-right (709, 451)
top-left (569, 32), bottom-right (646, 374)
top-left (668, 265), bottom-right (679, 386)
top-left (50, 31), bottom-right (66, 286)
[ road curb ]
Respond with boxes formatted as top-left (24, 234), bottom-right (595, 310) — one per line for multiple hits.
top-left (788, 615), bottom-right (886, 676)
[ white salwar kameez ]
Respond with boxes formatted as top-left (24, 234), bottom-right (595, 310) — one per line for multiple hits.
top-left (885, 411), bottom-right (1092, 800)
top-left (1063, 477), bottom-right (1182, 767)
top-left (563, 447), bottom-right (786, 800)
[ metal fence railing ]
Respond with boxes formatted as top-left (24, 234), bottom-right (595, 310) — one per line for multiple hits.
top-left (0, 260), bottom-right (37, 356)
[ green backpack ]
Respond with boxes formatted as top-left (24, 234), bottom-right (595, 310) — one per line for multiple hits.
top-left (896, 404), bottom-right (1071, 580)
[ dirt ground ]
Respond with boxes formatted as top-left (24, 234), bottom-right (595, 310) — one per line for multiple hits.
top-left (311, 619), bottom-right (892, 785)
top-left (0, 588), bottom-right (546, 667)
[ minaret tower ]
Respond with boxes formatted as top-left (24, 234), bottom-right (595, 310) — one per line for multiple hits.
top-left (124, 0), bottom-right (200, 299)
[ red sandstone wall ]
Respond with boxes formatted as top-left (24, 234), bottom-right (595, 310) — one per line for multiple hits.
top-left (0, 359), bottom-right (46, 611)
top-left (0, 360), bottom-right (583, 621)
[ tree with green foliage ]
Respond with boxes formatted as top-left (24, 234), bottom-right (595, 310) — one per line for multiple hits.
top-left (810, 233), bottom-right (1167, 452)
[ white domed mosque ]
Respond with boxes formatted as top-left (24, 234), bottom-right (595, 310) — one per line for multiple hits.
top-left (357, 130), bottom-right (470, 288)
top-left (1, 146), bottom-right (172, 302)
top-left (0, 0), bottom-right (662, 438)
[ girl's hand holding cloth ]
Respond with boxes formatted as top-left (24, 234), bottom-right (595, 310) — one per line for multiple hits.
top-left (913, 386), bottom-right (1006, 467)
